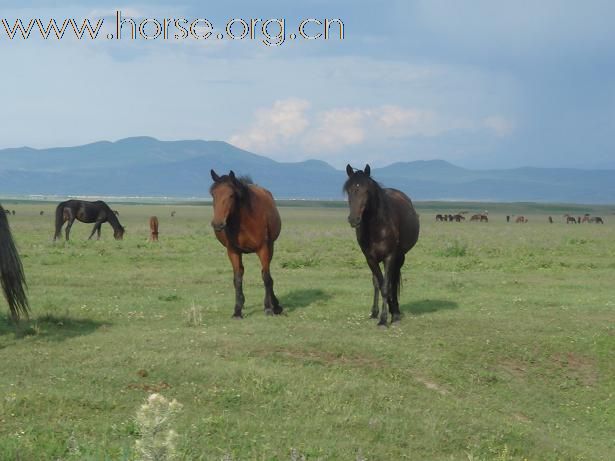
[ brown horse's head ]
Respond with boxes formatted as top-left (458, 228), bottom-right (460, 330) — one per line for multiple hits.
top-left (114, 225), bottom-right (125, 240)
top-left (344, 164), bottom-right (374, 228)
top-left (210, 170), bottom-right (250, 232)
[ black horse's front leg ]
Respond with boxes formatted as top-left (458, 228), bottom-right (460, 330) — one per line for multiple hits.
top-left (365, 256), bottom-right (386, 324)
top-left (227, 250), bottom-right (245, 318)
top-left (88, 222), bottom-right (100, 240)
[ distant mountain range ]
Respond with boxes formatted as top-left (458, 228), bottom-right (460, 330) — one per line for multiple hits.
top-left (0, 137), bottom-right (614, 203)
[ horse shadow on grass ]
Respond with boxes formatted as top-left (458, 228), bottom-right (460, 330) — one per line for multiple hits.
top-left (400, 299), bottom-right (458, 316)
top-left (0, 313), bottom-right (111, 344)
top-left (280, 289), bottom-right (333, 313)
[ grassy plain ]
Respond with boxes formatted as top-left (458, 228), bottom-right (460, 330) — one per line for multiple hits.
top-left (0, 201), bottom-right (614, 460)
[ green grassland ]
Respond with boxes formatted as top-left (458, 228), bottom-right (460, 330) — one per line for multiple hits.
top-left (1, 202), bottom-right (614, 460)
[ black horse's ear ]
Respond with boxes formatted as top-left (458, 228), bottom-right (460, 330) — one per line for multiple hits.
top-left (346, 164), bottom-right (354, 177)
top-left (211, 169), bottom-right (221, 182)
top-left (229, 170), bottom-right (236, 180)
top-left (364, 164), bottom-right (371, 176)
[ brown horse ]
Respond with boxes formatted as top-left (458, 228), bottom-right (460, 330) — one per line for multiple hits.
top-left (210, 170), bottom-right (282, 318)
top-left (566, 215), bottom-right (576, 224)
top-left (515, 216), bottom-right (528, 223)
top-left (0, 205), bottom-right (29, 321)
top-left (548, 216), bottom-right (553, 223)
top-left (149, 216), bottom-right (159, 241)
top-left (344, 164), bottom-right (420, 326)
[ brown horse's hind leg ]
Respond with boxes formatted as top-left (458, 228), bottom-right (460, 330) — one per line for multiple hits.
top-left (258, 244), bottom-right (282, 315)
top-left (227, 249), bottom-right (245, 318)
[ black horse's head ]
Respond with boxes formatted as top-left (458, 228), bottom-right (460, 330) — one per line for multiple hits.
top-left (343, 164), bottom-right (374, 228)
top-left (209, 169), bottom-right (250, 232)
top-left (114, 225), bottom-right (125, 240)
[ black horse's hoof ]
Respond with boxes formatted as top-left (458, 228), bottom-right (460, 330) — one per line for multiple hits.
top-left (232, 313), bottom-right (243, 319)
top-left (391, 314), bottom-right (401, 323)
top-left (273, 306), bottom-right (283, 315)
top-left (377, 322), bottom-right (388, 329)
top-left (265, 308), bottom-right (274, 316)
top-left (370, 312), bottom-right (379, 319)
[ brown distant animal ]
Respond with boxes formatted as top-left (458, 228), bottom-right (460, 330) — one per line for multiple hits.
top-left (589, 217), bottom-right (604, 224)
top-left (548, 216), bottom-right (553, 223)
top-left (149, 216), bottom-right (159, 241)
top-left (11, 210), bottom-right (15, 215)
top-left (171, 211), bottom-right (176, 217)
top-left (506, 215), bottom-right (510, 222)
top-left (436, 214), bottom-right (444, 222)
top-left (453, 214), bottom-right (465, 222)
top-left (470, 214), bottom-right (481, 222)
top-left (39, 211), bottom-right (44, 216)
top-left (480, 214), bottom-right (488, 222)
top-left (566, 215), bottom-right (576, 224)
top-left (515, 216), bottom-right (528, 223)
top-left (577, 216), bottom-right (581, 224)
top-left (210, 170), bottom-right (282, 318)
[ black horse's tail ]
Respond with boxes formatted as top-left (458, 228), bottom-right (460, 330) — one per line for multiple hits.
top-left (54, 202), bottom-right (64, 240)
top-left (0, 207), bottom-right (29, 321)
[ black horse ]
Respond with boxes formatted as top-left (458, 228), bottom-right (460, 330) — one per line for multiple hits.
top-left (344, 164), bottom-right (420, 326)
top-left (54, 200), bottom-right (125, 241)
top-left (0, 205), bottom-right (29, 321)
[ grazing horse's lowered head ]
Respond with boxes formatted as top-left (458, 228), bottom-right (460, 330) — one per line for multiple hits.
top-left (343, 164), bottom-right (375, 228)
top-left (209, 170), bottom-right (251, 232)
top-left (114, 225), bottom-right (125, 240)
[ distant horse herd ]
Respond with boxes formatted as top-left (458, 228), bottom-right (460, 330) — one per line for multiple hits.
top-left (435, 212), bottom-right (605, 224)
top-left (0, 167), bottom-right (608, 327)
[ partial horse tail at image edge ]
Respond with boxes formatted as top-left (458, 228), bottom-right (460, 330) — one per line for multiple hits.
top-left (0, 209), bottom-right (29, 321)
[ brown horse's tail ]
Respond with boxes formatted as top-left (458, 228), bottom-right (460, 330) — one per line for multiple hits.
top-left (0, 206), bottom-right (29, 321)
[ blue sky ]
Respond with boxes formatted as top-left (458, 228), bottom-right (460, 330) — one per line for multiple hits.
top-left (1, 1), bottom-right (614, 169)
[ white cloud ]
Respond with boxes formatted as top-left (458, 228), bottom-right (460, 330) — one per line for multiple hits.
top-left (483, 115), bottom-right (515, 137)
top-left (229, 99), bottom-right (516, 160)
top-left (229, 98), bottom-right (310, 152)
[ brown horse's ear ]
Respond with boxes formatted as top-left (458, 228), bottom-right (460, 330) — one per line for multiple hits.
top-left (346, 164), bottom-right (354, 177)
top-left (364, 164), bottom-right (371, 176)
top-left (211, 169), bottom-right (221, 182)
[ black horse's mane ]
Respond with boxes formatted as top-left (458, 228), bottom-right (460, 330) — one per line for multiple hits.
top-left (343, 170), bottom-right (389, 222)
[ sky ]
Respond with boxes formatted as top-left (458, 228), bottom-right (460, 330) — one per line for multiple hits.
top-left (0, 0), bottom-right (614, 169)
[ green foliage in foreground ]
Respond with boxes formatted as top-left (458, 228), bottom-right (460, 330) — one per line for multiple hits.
top-left (1, 203), bottom-right (614, 460)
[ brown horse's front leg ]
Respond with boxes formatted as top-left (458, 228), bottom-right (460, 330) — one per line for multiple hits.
top-left (257, 245), bottom-right (282, 315)
top-left (227, 249), bottom-right (245, 318)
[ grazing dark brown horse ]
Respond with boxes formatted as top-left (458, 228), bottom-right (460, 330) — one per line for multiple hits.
top-left (589, 216), bottom-right (604, 224)
top-left (0, 205), bottom-right (29, 321)
top-left (548, 216), bottom-right (553, 223)
top-left (435, 214), bottom-right (444, 222)
top-left (149, 216), bottom-right (159, 241)
top-left (565, 215), bottom-right (576, 224)
top-left (344, 164), bottom-right (420, 326)
top-left (516, 216), bottom-right (528, 223)
top-left (54, 199), bottom-right (125, 241)
top-left (453, 214), bottom-right (465, 222)
top-left (210, 170), bottom-right (282, 318)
